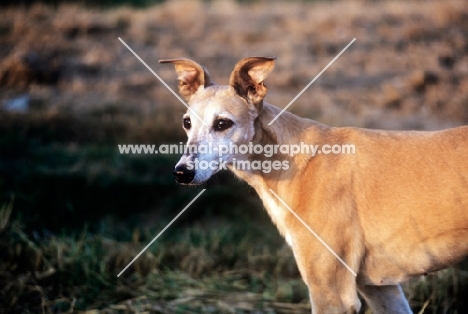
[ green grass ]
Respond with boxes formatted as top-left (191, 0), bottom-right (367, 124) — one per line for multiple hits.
top-left (0, 203), bottom-right (312, 313)
top-left (1, 112), bottom-right (468, 313)
top-left (2, 201), bottom-right (468, 313)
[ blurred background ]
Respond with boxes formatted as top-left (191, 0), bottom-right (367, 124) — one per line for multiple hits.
top-left (1, 0), bottom-right (467, 313)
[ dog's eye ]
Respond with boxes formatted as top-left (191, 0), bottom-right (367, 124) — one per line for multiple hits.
top-left (214, 119), bottom-right (234, 132)
top-left (183, 118), bottom-right (191, 130)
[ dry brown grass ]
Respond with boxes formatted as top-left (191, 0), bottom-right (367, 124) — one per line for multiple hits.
top-left (1, 0), bottom-right (467, 132)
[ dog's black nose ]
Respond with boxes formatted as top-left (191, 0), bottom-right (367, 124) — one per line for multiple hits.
top-left (173, 165), bottom-right (195, 184)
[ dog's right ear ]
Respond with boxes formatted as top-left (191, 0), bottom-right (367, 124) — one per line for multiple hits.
top-left (230, 57), bottom-right (276, 111)
top-left (159, 59), bottom-right (214, 101)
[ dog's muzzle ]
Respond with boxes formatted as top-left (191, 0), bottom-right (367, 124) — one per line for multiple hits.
top-left (173, 165), bottom-right (195, 184)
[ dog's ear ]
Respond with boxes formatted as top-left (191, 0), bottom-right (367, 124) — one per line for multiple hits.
top-left (230, 57), bottom-right (276, 111)
top-left (159, 59), bottom-right (214, 101)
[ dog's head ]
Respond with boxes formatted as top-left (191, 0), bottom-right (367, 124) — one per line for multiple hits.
top-left (160, 57), bottom-right (275, 185)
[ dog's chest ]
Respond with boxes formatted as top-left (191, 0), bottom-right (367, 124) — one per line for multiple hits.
top-left (230, 169), bottom-right (292, 245)
top-left (256, 187), bottom-right (292, 245)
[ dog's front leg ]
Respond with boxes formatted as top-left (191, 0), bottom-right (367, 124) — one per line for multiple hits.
top-left (307, 275), bottom-right (361, 314)
top-left (291, 240), bottom-right (361, 314)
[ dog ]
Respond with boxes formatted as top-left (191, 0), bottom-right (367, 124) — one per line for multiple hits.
top-left (160, 57), bottom-right (468, 313)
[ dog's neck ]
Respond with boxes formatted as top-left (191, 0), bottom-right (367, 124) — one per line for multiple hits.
top-left (229, 102), bottom-right (328, 236)
top-left (231, 102), bottom-right (328, 181)
top-left (254, 102), bottom-right (327, 146)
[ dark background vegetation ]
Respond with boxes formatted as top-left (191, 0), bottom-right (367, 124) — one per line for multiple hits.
top-left (1, 0), bottom-right (468, 313)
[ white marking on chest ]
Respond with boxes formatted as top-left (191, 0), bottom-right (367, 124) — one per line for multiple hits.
top-left (257, 187), bottom-right (289, 241)
top-left (228, 171), bottom-right (291, 245)
top-left (285, 232), bottom-right (293, 246)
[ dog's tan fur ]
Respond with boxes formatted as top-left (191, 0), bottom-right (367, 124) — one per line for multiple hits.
top-left (161, 57), bottom-right (468, 313)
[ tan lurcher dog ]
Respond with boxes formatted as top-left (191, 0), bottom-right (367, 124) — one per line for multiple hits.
top-left (161, 57), bottom-right (468, 313)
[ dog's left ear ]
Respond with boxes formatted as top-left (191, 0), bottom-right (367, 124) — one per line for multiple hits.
top-left (159, 58), bottom-right (214, 101)
top-left (230, 57), bottom-right (276, 111)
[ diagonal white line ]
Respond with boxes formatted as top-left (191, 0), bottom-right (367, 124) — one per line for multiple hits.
top-left (268, 38), bottom-right (356, 125)
top-left (118, 37), bottom-right (207, 125)
top-left (268, 189), bottom-right (357, 277)
top-left (117, 189), bottom-right (206, 277)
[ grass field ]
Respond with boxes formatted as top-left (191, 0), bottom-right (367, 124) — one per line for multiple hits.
top-left (2, 200), bottom-right (468, 313)
top-left (1, 0), bottom-right (468, 313)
